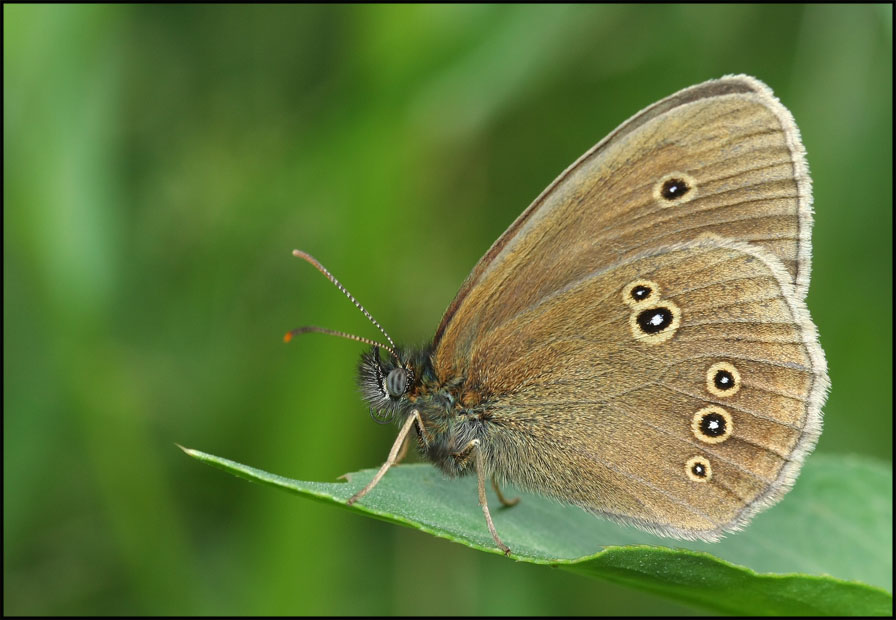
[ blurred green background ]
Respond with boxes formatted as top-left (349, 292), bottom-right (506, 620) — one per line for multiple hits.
top-left (4, 4), bottom-right (892, 615)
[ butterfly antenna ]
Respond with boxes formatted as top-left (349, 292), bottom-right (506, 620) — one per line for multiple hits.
top-left (287, 250), bottom-right (399, 360)
top-left (283, 326), bottom-right (393, 351)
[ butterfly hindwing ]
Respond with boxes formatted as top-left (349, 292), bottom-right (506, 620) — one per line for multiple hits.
top-left (471, 237), bottom-right (826, 540)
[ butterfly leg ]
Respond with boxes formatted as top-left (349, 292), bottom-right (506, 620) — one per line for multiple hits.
top-left (464, 438), bottom-right (512, 556)
top-left (394, 415), bottom-right (431, 465)
top-left (394, 431), bottom-right (410, 465)
top-left (491, 477), bottom-right (520, 508)
top-left (347, 410), bottom-right (421, 505)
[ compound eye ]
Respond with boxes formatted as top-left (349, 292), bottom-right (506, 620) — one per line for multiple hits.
top-left (385, 368), bottom-right (409, 398)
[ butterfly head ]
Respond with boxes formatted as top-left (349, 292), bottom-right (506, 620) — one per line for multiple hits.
top-left (358, 346), bottom-right (415, 420)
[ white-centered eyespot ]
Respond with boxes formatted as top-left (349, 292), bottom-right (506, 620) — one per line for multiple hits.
top-left (628, 300), bottom-right (681, 345)
top-left (654, 172), bottom-right (698, 207)
top-left (692, 406), bottom-right (733, 444)
top-left (706, 361), bottom-right (741, 397)
top-left (622, 279), bottom-right (661, 308)
top-left (686, 456), bottom-right (712, 482)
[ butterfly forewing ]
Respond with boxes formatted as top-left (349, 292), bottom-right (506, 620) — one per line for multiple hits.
top-left (434, 75), bottom-right (813, 385)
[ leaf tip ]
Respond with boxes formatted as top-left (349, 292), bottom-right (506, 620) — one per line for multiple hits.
top-left (176, 443), bottom-right (198, 458)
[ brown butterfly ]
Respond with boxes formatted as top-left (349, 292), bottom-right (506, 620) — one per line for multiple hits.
top-left (287, 75), bottom-right (828, 555)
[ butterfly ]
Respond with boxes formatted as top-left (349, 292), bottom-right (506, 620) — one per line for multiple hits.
top-left (287, 75), bottom-right (828, 555)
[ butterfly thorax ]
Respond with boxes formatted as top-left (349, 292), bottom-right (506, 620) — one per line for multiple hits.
top-left (357, 345), bottom-right (492, 478)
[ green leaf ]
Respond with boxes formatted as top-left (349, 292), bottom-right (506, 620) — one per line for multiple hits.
top-left (181, 447), bottom-right (892, 616)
